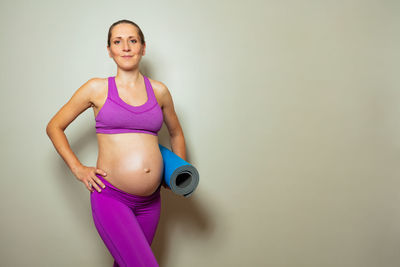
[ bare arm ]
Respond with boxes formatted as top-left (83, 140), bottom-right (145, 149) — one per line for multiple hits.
top-left (46, 78), bottom-right (106, 192)
top-left (46, 78), bottom-right (94, 171)
top-left (158, 82), bottom-right (187, 161)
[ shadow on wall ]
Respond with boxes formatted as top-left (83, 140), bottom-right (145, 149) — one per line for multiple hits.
top-left (154, 123), bottom-right (213, 266)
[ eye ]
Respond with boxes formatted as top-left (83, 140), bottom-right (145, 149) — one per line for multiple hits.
top-left (113, 40), bottom-right (136, 44)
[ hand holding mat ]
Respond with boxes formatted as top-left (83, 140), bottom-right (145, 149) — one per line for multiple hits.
top-left (158, 144), bottom-right (199, 197)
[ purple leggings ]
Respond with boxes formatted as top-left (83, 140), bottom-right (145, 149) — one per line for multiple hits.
top-left (90, 174), bottom-right (162, 267)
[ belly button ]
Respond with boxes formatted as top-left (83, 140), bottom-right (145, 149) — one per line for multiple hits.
top-left (144, 168), bottom-right (150, 173)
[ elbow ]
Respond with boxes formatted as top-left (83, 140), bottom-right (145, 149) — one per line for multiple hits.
top-left (171, 130), bottom-right (184, 139)
top-left (46, 122), bottom-right (61, 136)
top-left (46, 123), bottom-right (53, 137)
top-left (170, 125), bottom-right (184, 138)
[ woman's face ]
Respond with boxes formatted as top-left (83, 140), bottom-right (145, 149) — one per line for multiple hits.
top-left (107, 23), bottom-right (146, 70)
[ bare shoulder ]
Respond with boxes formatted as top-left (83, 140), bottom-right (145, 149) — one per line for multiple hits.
top-left (46, 76), bottom-right (106, 131)
top-left (89, 77), bottom-right (108, 94)
top-left (147, 77), bottom-right (169, 96)
top-left (87, 77), bottom-right (108, 106)
top-left (147, 76), bottom-right (172, 108)
top-left (75, 77), bottom-right (106, 98)
top-left (89, 77), bottom-right (107, 86)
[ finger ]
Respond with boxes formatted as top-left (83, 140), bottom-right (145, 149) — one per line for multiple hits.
top-left (87, 181), bottom-right (94, 192)
top-left (96, 169), bottom-right (107, 177)
top-left (89, 178), bottom-right (102, 193)
top-left (93, 176), bottom-right (106, 189)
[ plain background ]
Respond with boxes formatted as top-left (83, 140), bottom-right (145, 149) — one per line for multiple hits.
top-left (1, 0), bottom-right (399, 266)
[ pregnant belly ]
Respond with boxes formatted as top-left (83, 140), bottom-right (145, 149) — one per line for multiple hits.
top-left (96, 134), bottom-right (164, 196)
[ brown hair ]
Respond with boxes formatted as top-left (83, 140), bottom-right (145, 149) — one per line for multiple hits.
top-left (107, 19), bottom-right (145, 47)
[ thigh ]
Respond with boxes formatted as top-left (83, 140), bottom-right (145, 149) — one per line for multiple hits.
top-left (134, 196), bottom-right (161, 245)
top-left (90, 191), bottom-right (159, 267)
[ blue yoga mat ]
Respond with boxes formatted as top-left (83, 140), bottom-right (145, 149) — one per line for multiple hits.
top-left (158, 144), bottom-right (199, 197)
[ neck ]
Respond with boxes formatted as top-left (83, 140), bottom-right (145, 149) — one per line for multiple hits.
top-left (115, 68), bottom-right (142, 87)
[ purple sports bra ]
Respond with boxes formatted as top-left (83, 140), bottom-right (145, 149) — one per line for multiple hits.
top-left (95, 75), bottom-right (163, 135)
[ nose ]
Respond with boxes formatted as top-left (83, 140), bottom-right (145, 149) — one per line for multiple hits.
top-left (122, 40), bottom-right (131, 51)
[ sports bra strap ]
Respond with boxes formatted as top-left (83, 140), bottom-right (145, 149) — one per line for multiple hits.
top-left (143, 75), bottom-right (156, 105)
top-left (107, 76), bottom-right (118, 101)
top-left (107, 75), bottom-right (155, 105)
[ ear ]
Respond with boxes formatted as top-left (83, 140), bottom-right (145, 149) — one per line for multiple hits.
top-left (142, 43), bottom-right (146, 56)
top-left (107, 46), bottom-right (112, 58)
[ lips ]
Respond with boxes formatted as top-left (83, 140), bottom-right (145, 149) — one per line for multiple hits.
top-left (122, 55), bottom-right (133, 58)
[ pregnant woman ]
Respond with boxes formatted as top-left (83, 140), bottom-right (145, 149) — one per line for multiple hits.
top-left (46, 19), bottom-right (186, 267)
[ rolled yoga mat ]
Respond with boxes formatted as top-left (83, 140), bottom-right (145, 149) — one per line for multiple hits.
top-left (158, 144), bottom-right (199, 197)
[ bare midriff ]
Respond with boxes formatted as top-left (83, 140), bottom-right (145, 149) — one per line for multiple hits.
top-left (91, 77), bottom-right (164, 197)
top-left (96, 133), bottom-right (163, 196)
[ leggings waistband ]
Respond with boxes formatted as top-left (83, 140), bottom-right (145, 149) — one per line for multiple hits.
top-left (95, 174), bottom-right (161, 202)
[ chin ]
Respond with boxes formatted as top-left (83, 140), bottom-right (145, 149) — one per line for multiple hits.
top-left (120, 65), bottom-right (138, 71)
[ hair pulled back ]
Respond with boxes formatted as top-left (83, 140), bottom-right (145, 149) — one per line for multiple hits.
top-left (107, 19), bottom-right (145, 47)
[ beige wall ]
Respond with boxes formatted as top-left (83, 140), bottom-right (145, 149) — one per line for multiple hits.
top-left (1, 0), bottom-right (399, 266)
